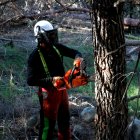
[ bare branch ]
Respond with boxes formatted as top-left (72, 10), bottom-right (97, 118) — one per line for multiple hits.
top-left (128, 95), bottom-right (140, 102)
top-left (0, 0), bottom-right (16, 6)
top-left (0, 7), bottom-right (90, 26)
top-left (55, 0), bottom-right (66, 8)
top-left (121, 51), bottom-right (140, 102)
top-left (101, 44), bottom-right (125, 63)
top-left (55, 0), bottom-right (80, 9)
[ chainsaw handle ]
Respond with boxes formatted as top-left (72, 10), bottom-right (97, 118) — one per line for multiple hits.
top-left (68, 65), bottom-right (76, 87)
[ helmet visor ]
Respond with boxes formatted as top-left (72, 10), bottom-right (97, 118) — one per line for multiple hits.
top-left (45, 28), bottom-right (58, 44)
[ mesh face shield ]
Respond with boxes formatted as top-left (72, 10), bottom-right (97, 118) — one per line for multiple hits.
top-left (37, 28), bottom-right (58, 45)
top-left (45, 28), bottom-right (58, 44)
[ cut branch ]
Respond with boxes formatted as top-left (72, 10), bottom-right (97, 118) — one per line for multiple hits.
top-left (125, 39), bottom-right (140, 46)
top-left (0, 7), bottom-right (90, 26)
top-left (128, 95), bottom-right (140, 102)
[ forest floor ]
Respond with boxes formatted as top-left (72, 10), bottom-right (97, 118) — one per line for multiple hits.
top-left (0, 19), bottom-right (96, 140)
top-left (0, 16), bottom-right (140, 140)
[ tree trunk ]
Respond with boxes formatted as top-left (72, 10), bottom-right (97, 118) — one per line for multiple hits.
top-left (92, 1), bottom-right (128, 140)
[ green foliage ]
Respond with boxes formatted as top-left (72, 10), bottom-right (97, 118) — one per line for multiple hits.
top-left (0, 41), bottom-right (94, 101)
top-left (1, 32), bottom-right (140, 118)
top-left (127, 59), bottom-right (140, 117)
top-left (65, 44), bottom-right (94, 96)
top-left (0, 45), bottom-right (31, 100)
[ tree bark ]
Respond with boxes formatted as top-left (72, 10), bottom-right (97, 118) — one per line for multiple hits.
top-left (93, 1), bottom-right (128, 140)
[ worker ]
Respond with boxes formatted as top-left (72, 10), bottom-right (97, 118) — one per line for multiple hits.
top-left (27, 20), bottom-right (85, 140)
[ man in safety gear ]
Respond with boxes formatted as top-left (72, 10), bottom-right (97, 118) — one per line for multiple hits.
top-left (27, 20), bottom-right (85, 140)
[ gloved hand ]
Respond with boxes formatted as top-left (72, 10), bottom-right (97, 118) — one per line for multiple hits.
top-left (52, 76), bottom-right (65, 89)
top-left (73, 57), bottom-right (86, 71)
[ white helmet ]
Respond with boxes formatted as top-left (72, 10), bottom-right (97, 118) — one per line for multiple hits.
top-left (34, 20), bottom-right (54, 36)
top-left (34, 20), bottom-right (58, 44)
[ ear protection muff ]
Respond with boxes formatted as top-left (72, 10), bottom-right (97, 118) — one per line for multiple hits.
top-left (36, 26), bottom-right (50, 44)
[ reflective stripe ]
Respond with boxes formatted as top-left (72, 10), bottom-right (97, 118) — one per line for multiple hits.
top-left (42, 117), bottom-right (49, 140)
top-left (53, 46), bottom-right (62, 60)
top-left (38, 49), bottom-right (50, 76)
top-left (38, 46), bottom-right (62, 76)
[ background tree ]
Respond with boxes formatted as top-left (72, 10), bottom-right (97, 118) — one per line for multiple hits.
top-left (92, 0), bottom-right (128, 139)
top-left (0, 0), bottom-right (140, 139)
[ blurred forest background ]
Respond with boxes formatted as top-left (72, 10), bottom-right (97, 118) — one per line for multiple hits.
top-left (0, 0), bottom-right (140, 140)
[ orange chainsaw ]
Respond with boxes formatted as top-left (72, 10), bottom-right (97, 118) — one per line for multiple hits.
top-left (53, 58), bottom-right (94, 90)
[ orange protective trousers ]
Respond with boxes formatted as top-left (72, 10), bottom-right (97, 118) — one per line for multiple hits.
top-left (38, 87), bottom-right (71, 140)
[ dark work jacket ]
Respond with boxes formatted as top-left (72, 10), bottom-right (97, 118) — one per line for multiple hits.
top-left (27, 43), bottom-right (82, 88)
